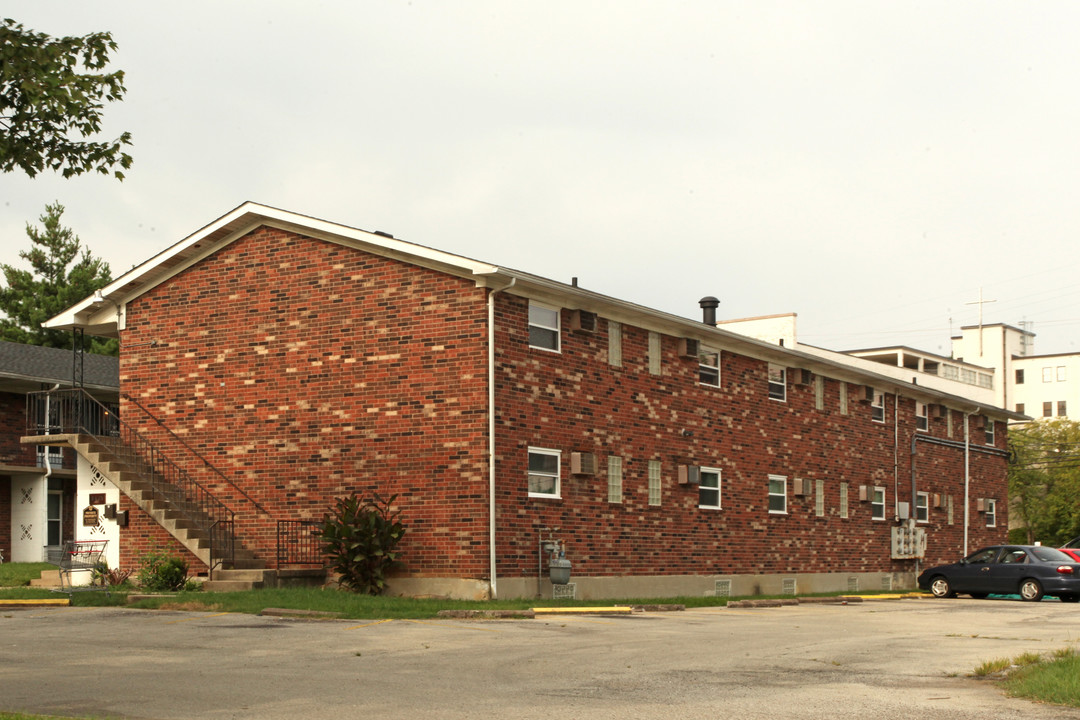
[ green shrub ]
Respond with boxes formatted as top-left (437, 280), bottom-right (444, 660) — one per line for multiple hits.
top-left (320, 493), bottom-right (405, 595)
top-left (137, 549), bottom-right (189, 591)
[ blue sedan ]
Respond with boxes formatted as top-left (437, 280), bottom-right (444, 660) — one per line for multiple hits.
top-left (917, 545), bottom-right (1080, 602)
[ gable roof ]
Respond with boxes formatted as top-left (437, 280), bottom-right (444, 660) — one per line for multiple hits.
top-left (43, 202), bottom-right (1024, 421)
top-left (0, 340), bottom-right (119, 392)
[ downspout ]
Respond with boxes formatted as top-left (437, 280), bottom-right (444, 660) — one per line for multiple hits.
top-left (963, 408), bottom-right (981, 556)
top-left (487, 277), bottom-right (516, 600)
top-left (43, 383), bottom-right (60, 481)
top-left (893, 390), bottom-right (899, 518)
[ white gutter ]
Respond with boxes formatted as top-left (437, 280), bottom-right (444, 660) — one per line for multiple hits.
top-left (486, 277), bottom-right (516, 600)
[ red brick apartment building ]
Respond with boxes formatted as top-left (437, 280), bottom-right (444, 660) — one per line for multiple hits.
top-left (28, 203), bottom-right (1017, 599)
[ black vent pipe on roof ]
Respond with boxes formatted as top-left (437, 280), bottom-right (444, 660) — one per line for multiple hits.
top-left (699, 296), bottom-right (720, 326)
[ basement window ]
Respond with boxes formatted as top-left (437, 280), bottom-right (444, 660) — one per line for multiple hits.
top-left (527, 447), bottom-right (561, 498)
top-left (528, 302), bottom-right (560, 352)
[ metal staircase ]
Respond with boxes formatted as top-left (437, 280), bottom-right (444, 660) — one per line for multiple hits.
top-left (24, 388), bottom-right (265, 579)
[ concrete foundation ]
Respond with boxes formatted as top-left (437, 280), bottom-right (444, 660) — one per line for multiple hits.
top-left (389, 572), bottom-right (919, 601)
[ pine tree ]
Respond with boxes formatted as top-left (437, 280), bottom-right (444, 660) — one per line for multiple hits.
top-left (0, 202), bottom-right (117, 355)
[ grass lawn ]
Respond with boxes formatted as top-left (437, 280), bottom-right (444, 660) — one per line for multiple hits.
top-left (999, 649), bottom-right (1080, 707)
top-left (0, 563), bottom-right (51, 588)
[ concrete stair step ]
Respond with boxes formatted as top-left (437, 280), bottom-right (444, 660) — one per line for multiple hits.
top-left (29, 569), bottom-right (61, 588)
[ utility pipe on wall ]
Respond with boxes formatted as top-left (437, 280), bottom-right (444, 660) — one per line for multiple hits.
top-left (486, 277), bottom-right (515, 600)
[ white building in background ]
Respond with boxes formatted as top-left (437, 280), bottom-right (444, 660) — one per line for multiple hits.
top-left (720, 315), bottom-right (1079, 424)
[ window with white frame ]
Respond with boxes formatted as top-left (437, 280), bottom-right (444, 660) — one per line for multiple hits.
top-left (768, 475), bottom-right (787, 514)
top-left (699, 467), bottom-right (721, 509)
top-left (647, 460), bottom-right (662, 506)
top-left (699, 347), bottom-right (720, 387)
top-left (871, 390), bottom-right (885, 423)
top-left (768, 364), bottom-right (786, 401)
top-left (915, 491), bottom-right (929, 523)
top-left (607, 455), bottom-right (623, 503)
top-left (871, 486), bottom-right (886, 521)
top-left (1059, 401), bottom-right (1068, 417)
top-left (915, 402), bottom-right (928, 432)
top-left (528, 302), bottom-right (560, 351)
top-left (984, 417), bottom-right (995, 445)
top-left (985, 498), bottom-right (997, 527)
top-left (527, 447), bottom-right (561, 498)
top-left (839, 482), bottom-right (849, 519)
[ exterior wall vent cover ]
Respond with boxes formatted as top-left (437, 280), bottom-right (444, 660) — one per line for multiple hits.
top-left (881, 575), bottom-right (893, 591)
top-left (714, 579), bottom-right (732, 597)
top-left (552, 582), bottom-right (576, 600)
top-left (847, 576), bottom-right (859, 592)
top-left (782, 578), bottom-right (797, 595)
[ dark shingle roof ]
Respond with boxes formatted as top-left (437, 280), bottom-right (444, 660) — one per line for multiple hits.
top-left (0, 340), bottom-right (119, 389)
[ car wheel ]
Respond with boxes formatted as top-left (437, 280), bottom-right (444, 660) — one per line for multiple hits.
top-left (1059, 593), bottom-right (1080, 603)
top-left (969, 592), bottom-right (988, 599)
top-left (930, 576), bottom-right (955, 598)
top-left (1019, 578), bottom-right (1044, 602)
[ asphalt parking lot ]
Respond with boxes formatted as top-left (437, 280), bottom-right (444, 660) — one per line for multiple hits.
top-left (3, 597), bottom-right (1080, 720)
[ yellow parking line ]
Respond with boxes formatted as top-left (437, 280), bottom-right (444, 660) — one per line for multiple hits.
top-left (164, 612), bottom-right (232, 625)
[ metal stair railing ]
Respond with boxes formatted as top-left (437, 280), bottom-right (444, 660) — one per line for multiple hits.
top-left (26, 388), bottom-right (236, 571)
top-left (120, 392), bottom-right (272, 517)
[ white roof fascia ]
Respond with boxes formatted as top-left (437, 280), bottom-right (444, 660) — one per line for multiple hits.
top-left (45, 202), bottom-right (499, 332)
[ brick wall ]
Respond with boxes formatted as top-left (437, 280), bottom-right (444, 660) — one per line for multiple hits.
top-left (108, 222), bottom-right (1009, 587)
top-left (0, 392), bottom-right (35, 467)
top-left (118, 227), bottom-right (491, 575)
top-left (491, 296), bottom-right (1008, 580)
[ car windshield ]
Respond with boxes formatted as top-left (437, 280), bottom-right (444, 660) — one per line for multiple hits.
top-left (1030, 546), bottom-right (1074, 563)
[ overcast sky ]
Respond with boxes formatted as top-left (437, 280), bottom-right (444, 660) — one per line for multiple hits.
top-left (4, 2), bottom-right (1080, 357)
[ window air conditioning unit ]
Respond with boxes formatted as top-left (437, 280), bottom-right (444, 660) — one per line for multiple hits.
top-left (792, 369), bottom-right (812, 386)
top-left (570, 452), bottom-right (597, 475)
top-left (933, 493), bottom-right (944, 509)
top-left (861, 386), bottom-right (875, 403)
top-left (678, 338), bottom-right (700, 359)
top-left (793, 478), bottom-right (810, 496)
top-left (972, 415), bottom-right (986, 430)
top-left (859, 485), bottom-right (869, 502)
top-left (569, 309), bottom-right (597, 333)
top-left (932, 404), bottom-right (947, 419)
top-left (976, 497), bottom-right (988, 512)
top-left (678, 464), bottom-right (701, 485)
